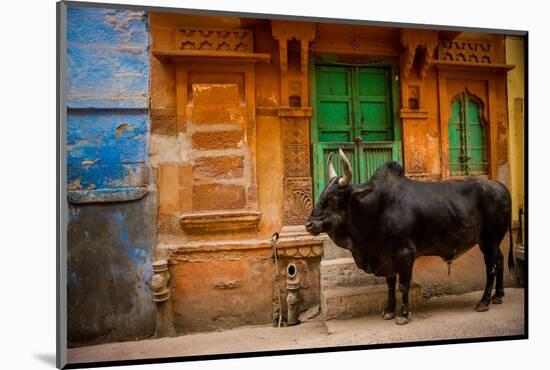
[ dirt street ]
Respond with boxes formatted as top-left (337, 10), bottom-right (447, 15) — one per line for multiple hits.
top-left (68, 288), bottom-right (525, 365)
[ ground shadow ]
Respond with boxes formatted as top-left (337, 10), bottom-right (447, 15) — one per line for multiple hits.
top-left (34, 353), bottom-right (56, 367)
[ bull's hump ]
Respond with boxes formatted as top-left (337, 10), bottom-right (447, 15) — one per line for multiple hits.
top-left (372, 161), bottom-right (404, 180)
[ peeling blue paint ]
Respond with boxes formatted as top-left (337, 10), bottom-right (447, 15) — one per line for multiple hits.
top-left (67, 6), bottom-right (150, 203)
top-left (67, 8), bottom-right (148, 46)
top-left (67, 110), bottom-right (149, 165)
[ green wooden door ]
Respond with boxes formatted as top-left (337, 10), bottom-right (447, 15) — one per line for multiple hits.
top-left (316, 66), bottom-right (354, 142)
top-left (312, 63), bottom-right (401, 202)
top-left (448, 93), bottom-right (488, 176)
top-left (356, 67), bottom-right (393, 141)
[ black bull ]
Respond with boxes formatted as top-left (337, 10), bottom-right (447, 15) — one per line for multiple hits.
top-left (306, 149), bottom-right (513, 325)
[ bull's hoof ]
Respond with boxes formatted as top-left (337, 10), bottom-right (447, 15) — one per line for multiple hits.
top-left (475, 302), bottom-right (489, 312)
top-left (382, 309), bottom-right (396, 320)
top-left (395, 315), bottom-right (409, 325)
top-left (491, 295), bottom-right (503, 304)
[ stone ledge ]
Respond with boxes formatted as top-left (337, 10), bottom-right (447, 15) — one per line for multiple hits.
top-left (159, 239), bottom-right (272, 254)
top-left (275, 226), bottom-right (323, 258)
top-left (278, 107), bottom-right (312, 118)
top-left (179, 210), bottom-right (260, 234)
top-left (67, 187), bottom-right (149, 203)
top-left (400, 108), bottom-right (429, 120)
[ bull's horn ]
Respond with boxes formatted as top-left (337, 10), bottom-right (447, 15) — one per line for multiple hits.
top-left (327, 152), bottom-right (338, 179)
top-left (338, 148), bottom-right (352, 186)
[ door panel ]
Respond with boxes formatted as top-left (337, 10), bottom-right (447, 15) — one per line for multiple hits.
top-left (356, 68), bottom-right (392, 141)
top-left (316, 66), bottom-right (354, 142)
top-left (448, 94), bottom-right (488, 176)
top-left (448, 98), bottom-right (465, 175)
top-left (465, 97), bottom-right (486, 174)
top-left (357, 68), bottom-right (388, 96)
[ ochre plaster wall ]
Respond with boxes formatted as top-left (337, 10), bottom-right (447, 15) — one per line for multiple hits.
top-left (505, 36), bottom-right (525, 222)
top-left (149, 13), bottom-right (293, 333)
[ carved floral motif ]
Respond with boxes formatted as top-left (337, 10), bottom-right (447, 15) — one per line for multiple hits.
top-left (437, 40), bottom-right (493, 64)
top-left (176, 28), bottom-right (254, 52)
top-left (283, 177), bottom-right (313, 226)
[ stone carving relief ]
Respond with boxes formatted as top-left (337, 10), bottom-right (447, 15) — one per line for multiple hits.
top-left (437, 40), bottom-right (493, 64)
top-left (177, 28), bottom-right (254, 52)
top-left (283, 177), bottom-right (313, 226)
top-left (282, 118), bottom-right (310, 178)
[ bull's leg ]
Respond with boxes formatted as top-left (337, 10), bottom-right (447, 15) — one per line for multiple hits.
top-left (476, 248), bottom-right (497, 312)
top-left (491, 249), bottom-right (505, 304)
top-left (395, 254), bottom-right (414, 325)
top-left (382, 275), bottom-right (397, 320)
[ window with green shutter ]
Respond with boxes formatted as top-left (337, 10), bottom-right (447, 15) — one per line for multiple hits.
top-left (311, 59), bottom-right (402, 202)
top-left (448, 92), bottom-right (488, 176)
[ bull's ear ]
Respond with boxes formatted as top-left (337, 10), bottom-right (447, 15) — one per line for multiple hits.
top-left (352, 184), bottom-right (373, 198)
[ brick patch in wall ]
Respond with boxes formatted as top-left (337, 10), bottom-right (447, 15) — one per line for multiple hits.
top-left (193, 156), bottom-right (244, 180)
top-left (192, 184), bottom-right (245, 211)
top-left (192, 130), bottom-right (244, 150)
top-left (189, 106), bottom-right (245, 126)
top-left (191, 84), bottom-right (241, 106)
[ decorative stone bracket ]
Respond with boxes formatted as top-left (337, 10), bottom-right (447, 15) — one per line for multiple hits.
top-left (400, 29), bottom-right (438, 80)
top-left (271, 21), bottom-right (316, 74)
top-left (271, 21), bottom-right (316, 107)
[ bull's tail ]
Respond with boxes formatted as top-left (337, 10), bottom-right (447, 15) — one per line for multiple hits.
top-left (508, 221), bottom-right (515, 271)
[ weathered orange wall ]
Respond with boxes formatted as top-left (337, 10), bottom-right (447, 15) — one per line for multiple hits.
top-left (150, 13), bottom-right (290, 333)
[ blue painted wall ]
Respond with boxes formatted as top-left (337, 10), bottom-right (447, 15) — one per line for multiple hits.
top-left (66, 6), bottom-right (156, 345)
top-left (67, 7), bottom-right (150, 202)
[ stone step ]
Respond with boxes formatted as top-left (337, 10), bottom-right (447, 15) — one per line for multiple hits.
top-left (320, 257), bottom-right (386, 290)
top-left (321, 283), bottom-right (422, 321)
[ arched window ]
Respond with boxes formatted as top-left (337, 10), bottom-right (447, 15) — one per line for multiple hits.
top-left (448, 92), bottom-right (488, 176)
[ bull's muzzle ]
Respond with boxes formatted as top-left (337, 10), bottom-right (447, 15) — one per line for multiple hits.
top-left (305, 217), bottom-right (321, 235)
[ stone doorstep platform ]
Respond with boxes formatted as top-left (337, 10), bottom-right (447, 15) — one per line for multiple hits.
top-left (321, 283), bottom-right (422, 321)
top-left (320, 257), bottom-right (422, 320)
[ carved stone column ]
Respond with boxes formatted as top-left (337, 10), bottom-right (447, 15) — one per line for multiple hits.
top-left (271, 21), bottom-right (317, 237)
top-left (399, 29), bottom-right (440, 180)
top-left (279, 107), bottom-right (313, 231)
